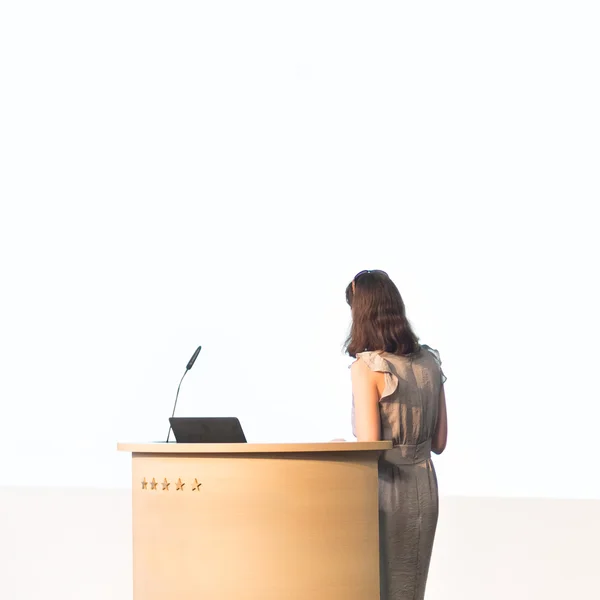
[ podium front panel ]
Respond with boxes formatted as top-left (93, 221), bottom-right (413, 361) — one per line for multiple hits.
top-left (128, 449), bottom-right (382, 600)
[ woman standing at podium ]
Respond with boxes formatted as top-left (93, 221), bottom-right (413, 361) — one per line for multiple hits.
top-left (345, 270), bottom-right (448, 600)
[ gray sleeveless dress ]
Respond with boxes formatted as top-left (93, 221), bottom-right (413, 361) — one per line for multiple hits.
top-left (352, 345), bottom-right (446, 600)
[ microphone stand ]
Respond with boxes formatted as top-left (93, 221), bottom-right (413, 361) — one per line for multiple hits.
top-left (166, 369), bottom-right (188, 443)
top-left (165, 345), bottom-right (201, 443)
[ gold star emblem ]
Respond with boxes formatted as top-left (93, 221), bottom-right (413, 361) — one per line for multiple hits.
top-left (161, 478), bottom-right (170, 491)
top-left (141, 478), bottom-right (148, 490)
top-left (176, 478), bottom-right (185, 491)
top-left (150, 478), bottom-right (158, 490)
top-left (192, 478), bottom-right (201, 491)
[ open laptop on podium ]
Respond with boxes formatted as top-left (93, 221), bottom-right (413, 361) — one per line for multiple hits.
top-left (169, 417), bottom-right (247, 443)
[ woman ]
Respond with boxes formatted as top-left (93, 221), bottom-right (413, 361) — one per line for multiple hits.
top-left (346, 270), bottom-right (447, 600)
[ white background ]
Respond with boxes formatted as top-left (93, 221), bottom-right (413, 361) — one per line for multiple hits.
top-left (1, 1), bottom-right (598, 498)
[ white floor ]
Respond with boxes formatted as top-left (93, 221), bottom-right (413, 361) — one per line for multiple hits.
top-left (1, 487), bottom-right (598, 599)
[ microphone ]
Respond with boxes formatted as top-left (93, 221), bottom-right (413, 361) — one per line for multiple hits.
top-left (186, 345), bottom-right (202, 370)
top-left (166, 345), bottom-right (202, 443)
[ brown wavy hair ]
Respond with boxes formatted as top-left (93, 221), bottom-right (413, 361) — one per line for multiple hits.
top-left (345, 270), bottom-right (420, 358)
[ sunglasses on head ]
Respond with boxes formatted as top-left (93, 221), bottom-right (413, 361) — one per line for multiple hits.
top-left (352, 269), bottom-right (388, 283)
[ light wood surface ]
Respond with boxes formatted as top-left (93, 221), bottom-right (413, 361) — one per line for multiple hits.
top-left (118, 441), bottom-right (391, 454)
top-left (121, 443), bottom-right (387, 599)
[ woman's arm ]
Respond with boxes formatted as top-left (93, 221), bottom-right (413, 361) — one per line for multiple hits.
top-left (351, 358), bottom-right (381, 442)
top-left (432, 386), bottom-right (448, 454)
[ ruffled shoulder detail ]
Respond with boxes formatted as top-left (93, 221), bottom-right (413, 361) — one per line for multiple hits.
top-left (421, 344), bottom-right (447, 384)
top-left (355, 351), bottom-right (399, 401)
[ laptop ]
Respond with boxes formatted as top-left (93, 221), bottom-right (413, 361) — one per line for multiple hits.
top-left (169, 417), bottom-right (247, 443)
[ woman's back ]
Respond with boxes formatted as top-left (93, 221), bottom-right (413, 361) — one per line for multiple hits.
top-left (352, 345), bottom-right (445, 446)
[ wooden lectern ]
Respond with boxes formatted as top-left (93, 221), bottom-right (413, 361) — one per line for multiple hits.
top-left (118, 441), bottom-right (391, 600)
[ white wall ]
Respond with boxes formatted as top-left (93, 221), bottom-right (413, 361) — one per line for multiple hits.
top-left (1, 2), bottom-right (599, 498)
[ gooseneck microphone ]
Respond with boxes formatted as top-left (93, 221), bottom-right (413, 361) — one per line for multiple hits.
top-left (166, 345), bottom-right (202, 443)
top-left (186, 345), bottom-right (202, 370)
